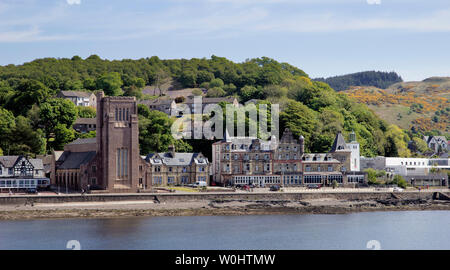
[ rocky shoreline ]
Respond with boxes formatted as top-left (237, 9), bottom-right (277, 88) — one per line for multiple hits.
top-left (1, 197), bottom-right (449, 220)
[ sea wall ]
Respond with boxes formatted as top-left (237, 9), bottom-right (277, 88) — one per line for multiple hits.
top-left (1, 191), bottom-right (448, 205)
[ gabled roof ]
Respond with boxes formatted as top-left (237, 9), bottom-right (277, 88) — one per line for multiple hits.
top-left (66, 138), bottom-right (97, 145)
top-left (0, 156), bottom-right (43, 170)
top-left (0, 156), bottom-right (19, 168)
top-left (29, 159), bottom-right (44, 170)
top-left (59, 91), bottom-right (93, 98)
top-left (144, 152), bottom-right (208, 166)
top-left (58, 151), bottom-right (96, 169)
top-left (330, 132), bottom-right (350, 152)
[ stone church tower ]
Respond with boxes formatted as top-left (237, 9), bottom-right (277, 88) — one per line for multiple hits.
top-left (96, 92), bottom-right (141, 192)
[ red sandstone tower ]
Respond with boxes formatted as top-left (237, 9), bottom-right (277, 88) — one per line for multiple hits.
top-left (96, 92), bottom-right (140, 192)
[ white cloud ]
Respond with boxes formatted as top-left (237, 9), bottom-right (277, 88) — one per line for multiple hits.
top-left (67, 0), bottom-right (81, 5)
top-left (367, 0), bottom-right (381, 4)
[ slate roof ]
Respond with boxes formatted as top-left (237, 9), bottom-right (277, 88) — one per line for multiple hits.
top-left (0, 156), bottom-right (19, 168)
top-left (330, 132), bottom-right (350, 152)
top-left (66, 138), bottom-right (97, 145)
top-left (58, 151), bottom-right (96, 169)
top-left (29, 159), bottom-right (44, 170)
top-left (302, 153), bottom-right (340, 163)
top-left (145, 152), bottom-right (208, 166)
top-left (74, 118), bottom-right (97, 125)
top-left (59, 91), bottom-right (93, 98)
top-left (139, 98), bottom-right (174, 106)
top-left (0, 156), bottom-right (44, 170)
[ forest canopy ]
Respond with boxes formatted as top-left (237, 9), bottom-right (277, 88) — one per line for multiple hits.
top-left (0, 55), bottom-right (412, 158)
top-left (314, 71), bottom-right (403, 91)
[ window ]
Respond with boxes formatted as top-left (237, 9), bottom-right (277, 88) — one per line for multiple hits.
top-left (328, 165), bottom-right (333, 172)
top-left (169, 167), bottom-right (173, 172)
top-left (168, 177), bottom-right (174, 184)
top-left (92, 165), bottom-right (97, 173)
top-left (305, 165), bottom-right (311, 172)
top-left (116, 148), bottom-right (128, 179)
top-left (153, 176), bottom-right (162, 185)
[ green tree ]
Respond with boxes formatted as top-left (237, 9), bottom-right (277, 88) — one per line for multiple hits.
top-left (209, 78), bottom-right (224, 88)
top-left (96, 72), bottom-right (123, 96)
top-left (0, 108), bottom-right (16, 154)
top-left (191, 89), bottom-right (203, 96)
top-left (365, 168), bottom-right (378, 185)
top-left (39, 98), bottom-right (77, 150)
top-left (411, 137), bottom-right (429, 153)
top-left (51, 124), bottom-right (75, 150)
top-left (77, 106), bottom-right (96, 118)
top-left (280, 100), bottom-right (318, 151)
top-left (11, 116), bottom-right (46, 155)
top-left (7, 79), bottom-right (53, 115)
top-left (392, 175), bottom-right (407, 189)
top-left (138, 108), bottom-right (192, 154)
top-left (240, 85), bottom-right (260, 102)
top-left (123, 85), bottom-right (143, 99)
top-left (206, 87), bottom-right (226, 97)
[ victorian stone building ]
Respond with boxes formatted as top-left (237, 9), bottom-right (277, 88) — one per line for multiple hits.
top-left (212, 129), bottom-right (366, 187)
top-left (52, 91), bottom-right (209, 192)
top-left (144, 145), bottom-right (209, 186)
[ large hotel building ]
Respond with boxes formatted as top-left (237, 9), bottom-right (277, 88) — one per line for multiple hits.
top-left (212, 128), bottom-right (366, 187)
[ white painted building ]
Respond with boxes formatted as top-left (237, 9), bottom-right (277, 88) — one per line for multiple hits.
top-left (384, 157), bottom-right (449, 176)
top-left (346, 131), bottom-right (360, 172)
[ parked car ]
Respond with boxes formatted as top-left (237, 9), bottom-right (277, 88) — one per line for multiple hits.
top-left (192, 181), bottom-right (207, 187)
top-left (393, 187), bottom-right (404, 192)
top-left (26, 188), bottom-right (38, 194)
top-left (269, 185), bottom-right (280, 191)
top-left (307, 184), bottom-right (321, 189)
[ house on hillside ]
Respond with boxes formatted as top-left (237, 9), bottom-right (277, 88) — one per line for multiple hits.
top-left (423, 136), bottom-right (448, 154)
top-left (57, 91), bottom-right (96, 107)
top-left (73, 118), bottom-right (97, 133)
top-left (138, 98), bottom-right (177, 115)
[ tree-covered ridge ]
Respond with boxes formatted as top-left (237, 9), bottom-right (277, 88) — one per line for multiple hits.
top-left (0, 55), bottom-right (412, 158)
top-left (314, 71), bottom-right (403, 91)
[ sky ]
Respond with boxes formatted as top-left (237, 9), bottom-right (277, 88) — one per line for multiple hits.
top-left (1, 0), bottom-right (450, 81)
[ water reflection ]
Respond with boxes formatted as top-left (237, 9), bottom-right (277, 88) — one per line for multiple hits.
top-left (0, 211), bottom-right (449, 250)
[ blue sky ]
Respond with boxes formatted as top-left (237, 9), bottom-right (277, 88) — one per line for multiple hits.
top-left (1, 0), bottom-right (450, 81)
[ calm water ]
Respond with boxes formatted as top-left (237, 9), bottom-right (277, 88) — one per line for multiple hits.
top-left (0, 211), bottom-right (449, 250)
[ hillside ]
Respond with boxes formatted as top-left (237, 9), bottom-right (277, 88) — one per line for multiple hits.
top-left (343, 77), bottom-right (450, 135)
top-left (315, 71), bottom-right (403, 91)
top-left (0, 55), bottom-right (413, 158)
